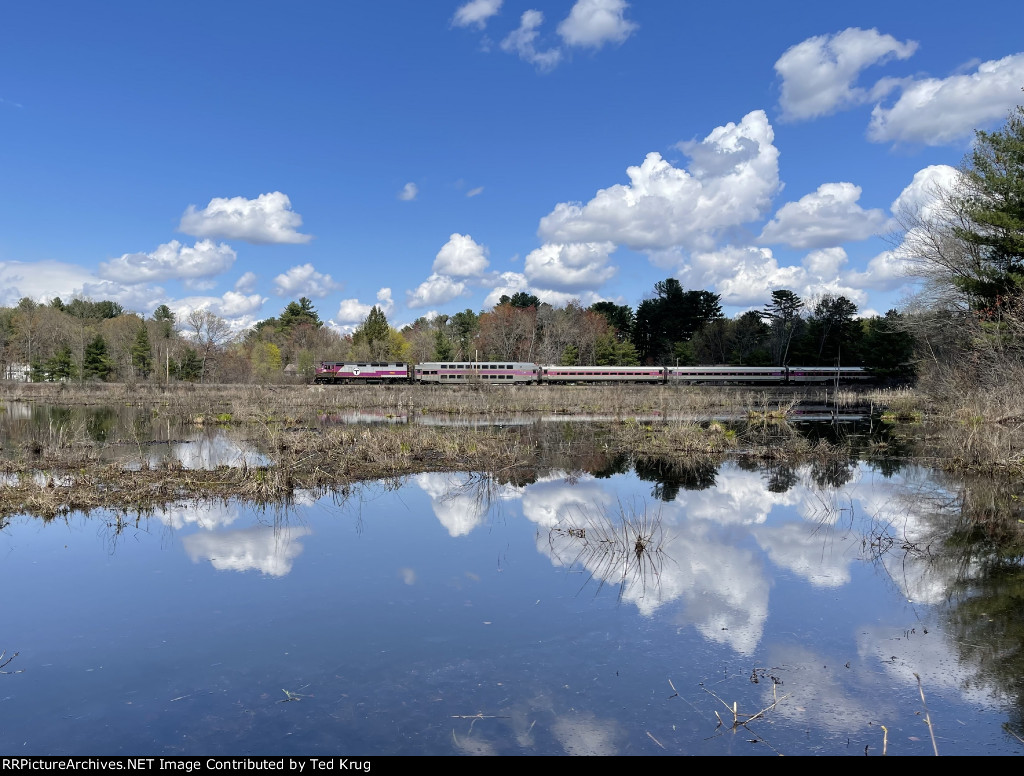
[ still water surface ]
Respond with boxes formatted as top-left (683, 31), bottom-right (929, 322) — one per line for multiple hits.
top-left (2, 457), bottom-right (1022, 756)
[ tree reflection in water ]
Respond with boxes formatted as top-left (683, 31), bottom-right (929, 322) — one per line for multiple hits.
top-left (451, 451), bottom-right (1024, 742)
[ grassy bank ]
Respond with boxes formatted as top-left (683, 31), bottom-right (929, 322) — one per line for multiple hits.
top-left (0, 415), bottom-right (854, 520)
top-left (2, 379), bottom-right (1021, 520)
top-left (0, 379), bottom-right (898, 421)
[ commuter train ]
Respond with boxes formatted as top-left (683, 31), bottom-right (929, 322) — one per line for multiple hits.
top-left (313, 361), bottom-right (869, 385)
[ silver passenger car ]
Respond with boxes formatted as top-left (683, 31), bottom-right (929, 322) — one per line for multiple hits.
top-left (414, 362), bottom-right (539, 384)
top-left (540, 365), bottom-right (665, 383)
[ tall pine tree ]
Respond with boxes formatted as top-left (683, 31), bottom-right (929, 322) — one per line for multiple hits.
top-left (83, 335), bottom-right (113, 381)
top-left (132, 325), bottom-right (153, 378)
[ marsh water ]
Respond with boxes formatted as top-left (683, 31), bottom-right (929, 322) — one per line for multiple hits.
top-left (2, 403), bottom-right (1024, 756)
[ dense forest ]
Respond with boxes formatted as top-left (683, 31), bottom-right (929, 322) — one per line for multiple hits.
top-left (0, 285), bottom-right (913, 385)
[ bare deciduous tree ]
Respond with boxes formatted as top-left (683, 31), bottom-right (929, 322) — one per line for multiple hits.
top-left (186, 308), bottom-right (234, 383)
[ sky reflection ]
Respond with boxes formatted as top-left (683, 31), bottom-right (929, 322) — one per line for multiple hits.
top-left (1, 459), bottom-right (1019, 755)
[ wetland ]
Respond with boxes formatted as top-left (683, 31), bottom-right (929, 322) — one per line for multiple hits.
top-left (2, 382), bottom-right (1023, 756)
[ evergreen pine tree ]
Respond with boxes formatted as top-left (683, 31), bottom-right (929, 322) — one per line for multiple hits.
top-left (132, 325), bottom-right (153, 378)
top-left (46, 345), bottom-right (77, 381)
top-left (152, 304), bottom-right (176, 339)
top-left (177, 348), bottom-right (203, 382)
top-left (83, 335), bottom-right (113, 381)
top-left (954, 106), bottom-right (1024, 309)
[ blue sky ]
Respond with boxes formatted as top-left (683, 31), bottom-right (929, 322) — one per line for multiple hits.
top-left (2, 0), bottom-right (1023, 332)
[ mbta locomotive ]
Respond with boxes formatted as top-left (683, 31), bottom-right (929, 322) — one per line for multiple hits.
top-left (314, 361), bottom-right (868, 385)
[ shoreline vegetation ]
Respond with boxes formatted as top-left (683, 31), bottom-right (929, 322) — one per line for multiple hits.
top-left (1, 381), bottom-right (1022, 520)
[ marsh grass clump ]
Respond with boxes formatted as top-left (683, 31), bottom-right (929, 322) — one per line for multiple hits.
top-left (614, 419), bottom-right (740, 458)
top-left (548, 498), bottom-right (668, 601)
top-left (15, 416), bottom-right (106, 468)
top-left (879, 408), bottom-right (923, 424)
top-left (738, 414), bottom-right (809, 458)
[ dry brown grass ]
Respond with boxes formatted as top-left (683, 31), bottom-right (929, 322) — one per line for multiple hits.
top-left (0, 417), bottom-right (854, 519)
top-left (0, 380), bottom-right (874, 420)
top-left (6, 378), bottom-right (1020, 520)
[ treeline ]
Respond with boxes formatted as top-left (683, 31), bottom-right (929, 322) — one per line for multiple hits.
top-left (397, 283), bottom-right (914, 377)
top-left (0, 282), bottom-right (917, 384)
top-left (0, 297), bottom-right (354, 384)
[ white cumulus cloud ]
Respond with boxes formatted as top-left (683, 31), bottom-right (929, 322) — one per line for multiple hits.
top-left (76, 280), bottom-right (168, 313)
top-left (480, 271), bottom-right (603, 308)
top-left (452, 0), bottom-right (503, 29)
top-left (679, 245), bottom-right (866, 307)
top-left (335, 299), bottom-right (374, 324)
top-left (868, 53), bottom-right (1024, 145)
top-left (234, 271), bottom-right (258, 293)
top-left (802, 247), bottom-right (849, 279)
top-left (890, 164), bottom-right (960, 222)
top-left (523, 242), bottom-right (617, 290)
top-left (98, 239), bottom-right (236, 284)
top-left (433, 233), bottom-right (490, 277)
top-left (557, 0), bottom-right (637, 49)
top-left (482, 271), bottom-right (530, 308)
top-left (335, 288), bottom-right (394, 324)
top-left (398, 182), bottom-right (419, 201)
top-left (842, 249), bottom-right (913, 292)
top-left (501, 10), bottom-right (562, 71)
top-left (775, 27), bottom-right (918, 121)
top-left (272, 263), bottom-right (343, 298)
top-left (407, 274), bottom-right (468, 308)
top-left (759, 182), bottom-right (890, 250)
top-left (171, 291), bottom-right (267, 328)
top-left (0, 260), bottom-right (100, 307)
top-left (538, 110), bottom-right (779, 252)
top-left (178, 191), bottom-right (312, 244)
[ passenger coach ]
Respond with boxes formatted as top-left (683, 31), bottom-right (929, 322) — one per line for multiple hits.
top-left (541, 365), bottom-right (664, 384)
top-left (786, 366), bottom-right (869, 383)
top-left (414, 362), bottom-right (539, 384)
top-left (666, 366), bottom-right (787, 384)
